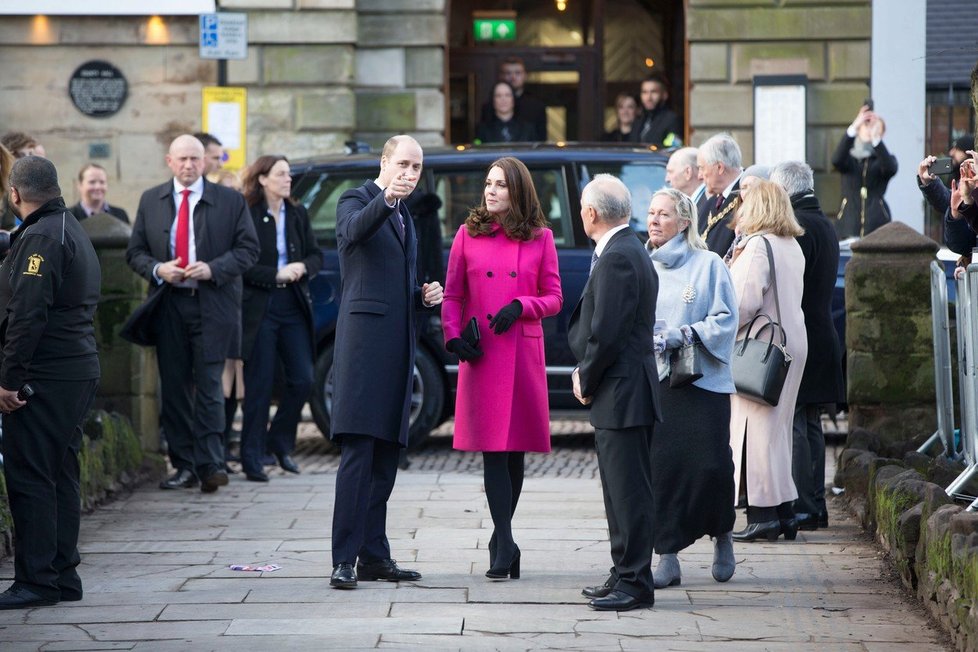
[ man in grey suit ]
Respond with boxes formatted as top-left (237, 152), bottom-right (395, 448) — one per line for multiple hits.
top-left (329, 135), bottom-right (443, 589)
top-left (126, 134), bottom-right (259, 493)
top-left (569, 174), bottom-right (661, 612)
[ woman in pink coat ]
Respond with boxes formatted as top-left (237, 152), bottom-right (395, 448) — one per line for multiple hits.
top-left (442, 157), bottom-right (563, 580)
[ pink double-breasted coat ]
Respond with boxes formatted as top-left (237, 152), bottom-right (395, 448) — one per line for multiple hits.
top-left (442, 223), bottom-right (563, 452)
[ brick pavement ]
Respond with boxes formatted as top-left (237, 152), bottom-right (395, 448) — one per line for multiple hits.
top-left (0, 415), bottom-right (949, 651)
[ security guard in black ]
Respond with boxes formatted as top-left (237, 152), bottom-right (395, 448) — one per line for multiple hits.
top-left (0, 188), bottom-right (100, 609)
top-left (0, 197), bottom-right (101, 386)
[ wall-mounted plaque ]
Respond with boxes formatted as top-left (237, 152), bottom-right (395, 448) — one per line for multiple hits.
top-left (69, 61), bottom-right (128, 118)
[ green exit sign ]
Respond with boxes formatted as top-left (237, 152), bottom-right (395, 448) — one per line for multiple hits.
top-left (474, 18), bottom-right (516, 41)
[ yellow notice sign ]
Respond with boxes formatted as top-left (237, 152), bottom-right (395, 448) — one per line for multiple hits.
top-left (202, 86), bottom-right (247, 171)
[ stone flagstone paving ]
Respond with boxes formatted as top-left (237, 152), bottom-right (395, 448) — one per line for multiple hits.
top-left (0, 419), bottom-right (950, 650)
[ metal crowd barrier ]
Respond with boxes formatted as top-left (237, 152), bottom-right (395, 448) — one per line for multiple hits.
top-left (919, 261), bottom-right (956, 458)
top-left (943, 263), bottom-right (978, 510)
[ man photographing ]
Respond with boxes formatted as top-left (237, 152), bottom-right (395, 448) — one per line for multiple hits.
top-left (0, 156), bottom-right (101, 610)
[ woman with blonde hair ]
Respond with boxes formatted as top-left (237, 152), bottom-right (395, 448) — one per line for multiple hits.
top-left (646, 187), bottom-right (739, 587)
top-left (727, 180), bottom-right (807, 542)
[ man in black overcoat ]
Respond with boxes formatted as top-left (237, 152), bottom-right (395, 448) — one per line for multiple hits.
top-left (771, 161), bottom-right (844, 530)
top-left (329, 135), bottom-right (444, 590)
top-left (569, 174), bottom-right (661, 612)
top-left (696, 133), bottom-right (744, 257)
top-left (126, 134), bottom-right (259, 493)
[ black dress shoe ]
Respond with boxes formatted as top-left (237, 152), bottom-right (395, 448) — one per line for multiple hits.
top-left (159, 469), bottom-right (197, 490)
top-left (330, 563), bottom-right (357, 589)
top-left (0, 586), bottom-right (58, 610)
top-left (582, 574), bottom-right (615, 599)
top-left (356, 559), bottom-right (422, 582)
top-left (732, 520), bottom-right (781, 542)
top-left (245, 471), bottom-right (269, 482)
top-left (588, 589), bottom-right (653, 612)
top-left (200, 470), bottom-right (229, 493)
top-left (795, 513), bottom-right (819, 531)
top-left (818, 508), bottom-right (829, 528)
top-left (276, 453), bottom-right (301, 474)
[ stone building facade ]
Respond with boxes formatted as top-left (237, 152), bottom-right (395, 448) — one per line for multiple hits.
top-left (0, 0), bottom-right (874, 225)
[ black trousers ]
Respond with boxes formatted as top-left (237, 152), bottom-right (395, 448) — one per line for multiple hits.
top-left (331, 434), bottom-right (400, 566)
top-left (2, 377), bottom-right (97, 600)
top-left (594, 425), bottom-right (655, 599)
top-left (792, 403), bottom-right (826, 516)
top-left (157, 293), bottom-right (225, 479)
top-left (240, 288), bottom-right (313, 475)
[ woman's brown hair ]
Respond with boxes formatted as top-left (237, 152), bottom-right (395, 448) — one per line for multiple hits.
top-left (241, 155), bottom-right (293, 207)
top-left (464, 157), bottom-right (547, 241)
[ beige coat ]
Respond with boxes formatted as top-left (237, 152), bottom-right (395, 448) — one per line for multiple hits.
top-left (728, 234), bottom-right (808, 507)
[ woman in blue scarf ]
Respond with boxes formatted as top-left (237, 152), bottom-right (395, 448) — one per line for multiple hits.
top-left (646, 187), bottom-right (739, 588)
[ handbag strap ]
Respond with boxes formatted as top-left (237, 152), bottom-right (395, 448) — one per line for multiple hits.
top-left (759, 235), bottom-right (782, 328)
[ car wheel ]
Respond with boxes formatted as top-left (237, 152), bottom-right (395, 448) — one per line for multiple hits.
top-left (311, 343), bottom-right (445, 449)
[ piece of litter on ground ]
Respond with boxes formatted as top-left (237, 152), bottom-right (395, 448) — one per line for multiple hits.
top-left (229, 564), bottom-right (282, 572)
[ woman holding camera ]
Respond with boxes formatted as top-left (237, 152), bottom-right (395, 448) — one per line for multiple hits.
top-left (442, 157), bottom-right (562, 580)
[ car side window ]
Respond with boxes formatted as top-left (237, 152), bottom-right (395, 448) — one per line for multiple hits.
top-left (583, 162), bottom-right (667, 233)
top-left (293, 171), bottom-right (368, 245)
top-left (430, 166), bottom-right (569, 247)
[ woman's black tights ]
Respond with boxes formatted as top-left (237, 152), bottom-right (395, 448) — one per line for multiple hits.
top-left (483, 452), bottom-right (525, 561)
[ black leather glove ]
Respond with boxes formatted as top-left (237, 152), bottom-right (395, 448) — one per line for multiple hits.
top-left (446, 337), bottom-right (483, 362)
top-left (488, 300), bottom-right (523, 335)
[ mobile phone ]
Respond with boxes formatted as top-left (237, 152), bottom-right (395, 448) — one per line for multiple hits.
top-left (863, 98), bottom-right (874, 111)
top-left (929, 157), bottom-right (955, 175)
top-left (16, 383), bottom-right (34, 401)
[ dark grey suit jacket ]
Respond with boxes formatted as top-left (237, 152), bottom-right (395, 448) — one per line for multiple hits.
top-left (568, 227), bottom-right (661, 430)
top-left (125, 178), bottom-right (259, 362)
top-left (330, 181), bottom-right (424, 446)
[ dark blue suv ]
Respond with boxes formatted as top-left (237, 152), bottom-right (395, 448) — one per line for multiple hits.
top-left (291, 144), bottom-right (668, 446)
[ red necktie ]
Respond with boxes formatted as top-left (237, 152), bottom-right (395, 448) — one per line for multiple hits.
top-left (175, 188), bottom-right (190, 267)
top-left (715, 194), bottom-right (724, 213)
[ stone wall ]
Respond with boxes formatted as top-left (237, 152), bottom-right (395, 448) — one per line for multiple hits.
top-left (686, 0), bottom-right (872, 213)
top-left (835, 429), bottom-right (978, 651)
top-left (845, 223), bottom-right (939, 442)
top-left (0, 2), bottom-right (447, 221)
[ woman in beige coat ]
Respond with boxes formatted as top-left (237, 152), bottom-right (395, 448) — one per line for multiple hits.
top-left (727, 180), bottom-right (808, 542)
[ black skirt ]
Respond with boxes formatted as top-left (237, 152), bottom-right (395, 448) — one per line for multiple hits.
top-left (651, 378), bottom-right (736, 554)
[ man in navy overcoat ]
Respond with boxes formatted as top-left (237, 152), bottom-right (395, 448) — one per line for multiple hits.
top-left (329, 135), bottom-right (444, 589)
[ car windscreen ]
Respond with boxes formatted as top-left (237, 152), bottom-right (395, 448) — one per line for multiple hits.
top-left (581, 161), bottom-right (667, 233)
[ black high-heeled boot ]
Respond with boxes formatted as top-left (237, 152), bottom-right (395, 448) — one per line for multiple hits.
top-left (731, 521), bottom-right (781, 542)
top-left (486, 545), bottom-right (520, 579)
top-left (777, 501), bottom-right (798, 540)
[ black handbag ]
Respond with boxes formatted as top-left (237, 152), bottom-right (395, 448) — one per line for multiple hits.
top-left (731, 236), bottom-right (793, 406)
top-left (669, 343), bottom-right (703, 388)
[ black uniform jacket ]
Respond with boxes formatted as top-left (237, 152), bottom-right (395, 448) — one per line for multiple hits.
top-left (240, 200), bottom-right (322, 361)
top-left (568, 227), bottom-right (661, 430)
top-left (697, 178), bottom-right (741, 257)
top-left (124, 178), bottom-right (259, 362)
top-left (0, 197), bottom-right (101, 391)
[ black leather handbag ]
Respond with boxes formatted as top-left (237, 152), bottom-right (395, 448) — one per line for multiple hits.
top-left (731, 236), bottom-right (793, 406)
top-left (669, 343), bottom-right (704, 388)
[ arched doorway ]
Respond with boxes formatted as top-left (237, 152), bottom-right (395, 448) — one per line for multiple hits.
top-left (447, 0), bottom-right (686, 143)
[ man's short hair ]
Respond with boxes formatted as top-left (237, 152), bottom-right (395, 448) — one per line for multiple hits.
top-left (193, 132), bottom-right (222, 149)
top-left (642, 72), bottom-right (669, 90)
top-left (669, 147), bottom-right (698, 172)
top-left (699, 133), bottom-right (743, 170)
top-left (584, 174), bottom-right (631, 225)
top-left (770, 161), bottom-right (815, 196)
top-left (499, 56), bottom-right (526, 71)
top-left (9, 156), bottom-right (61, 203)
